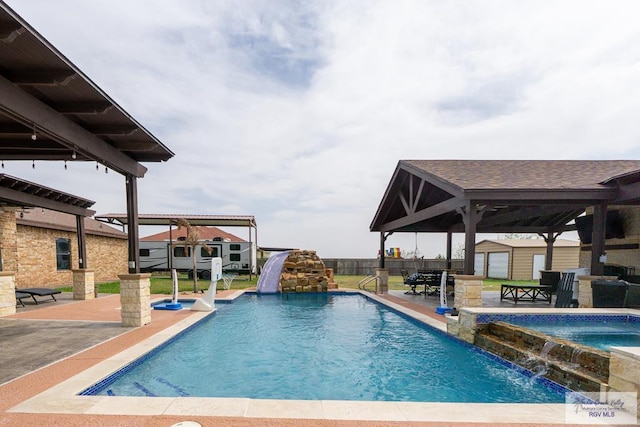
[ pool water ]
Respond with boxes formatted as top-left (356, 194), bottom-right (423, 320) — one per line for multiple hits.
top-left (85, 294), bottom-right (566, 403)
top-left (507, 316), bottom-right (640, 350)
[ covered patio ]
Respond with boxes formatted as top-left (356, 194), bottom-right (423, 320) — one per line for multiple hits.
top-left (371, 160), bottom-right (640, 306)
top-left (0, 2), bottom-right (174, 324)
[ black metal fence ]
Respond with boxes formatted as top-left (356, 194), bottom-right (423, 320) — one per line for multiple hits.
top-left (322, 258), bottom-right (464, 276)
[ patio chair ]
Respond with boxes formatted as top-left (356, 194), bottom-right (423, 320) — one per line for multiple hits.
top-left (15, 291), bottom-right (31, 307)
top-left (402, 269), bottom-right (420, 295)
top-left (554, 272), bottom-right (576, 308)
top-left (18, 288), bottom-right (61, 304)
top-left (539, 271), bottom-right (561, 294)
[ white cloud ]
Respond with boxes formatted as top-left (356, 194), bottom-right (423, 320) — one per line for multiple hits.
top-left (4, 0), bottom-right (640, 257)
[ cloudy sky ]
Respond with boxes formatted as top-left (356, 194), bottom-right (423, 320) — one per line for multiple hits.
top-left (4, 0), bottom-right (640, 258)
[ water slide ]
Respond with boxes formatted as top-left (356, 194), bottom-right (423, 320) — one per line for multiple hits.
top-left (256, 251), bottom-right (290, 294)
top-left (191, 257), bottom-right (223, 311)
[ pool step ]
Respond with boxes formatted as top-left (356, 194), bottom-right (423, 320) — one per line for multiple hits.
top-left (475, 321), bottom-right (610, 393)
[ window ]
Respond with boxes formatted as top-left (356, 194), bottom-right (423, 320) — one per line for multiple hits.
top-left (201, 247), bottom-right (219, 257)
top-left (174, 246), bottom-right (190, 258)
top-left (230, 244), bottom-right (241, 251)
top-left (56, 238), bottom-right (71, 270)
top-left (230, 253), bottom-right (241, 261)
top-left (140, 248), bottom-right (150, 257)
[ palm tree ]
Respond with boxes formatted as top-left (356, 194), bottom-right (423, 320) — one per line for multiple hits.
top-left (174, 218), bottom-right (212, 293)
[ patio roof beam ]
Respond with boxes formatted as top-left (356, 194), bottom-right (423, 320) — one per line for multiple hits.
top-left (465, 189), bottom-right (616, 202)
top-left (54, 102), bottom-right (114, 115)
top-left (0, 185), bottom-right (94, 216)
top-left (378, 197), bottom-right (463, 232)
top-left (479, 205), bottom-right (584, 228)
top-left (9, 69), bottom-right (77, 86)
top-left (616, 181), bottom-right (640, 203)
top-left (0, 74), bottom-right (147, 177)
top-left (0, 20), bottom-right (24, 42)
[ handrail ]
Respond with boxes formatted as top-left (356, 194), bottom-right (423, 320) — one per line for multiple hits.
top-left (358, 274), bottom-right (382, 292)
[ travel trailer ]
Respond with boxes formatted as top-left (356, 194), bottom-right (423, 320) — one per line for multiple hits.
top-left (139, 239), bottom-right (257, 278)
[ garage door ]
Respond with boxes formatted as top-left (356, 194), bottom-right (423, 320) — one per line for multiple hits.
top-left (487, 252), bottom-right (509, 279)
top-left (474, 253), bottom-right (485, 276)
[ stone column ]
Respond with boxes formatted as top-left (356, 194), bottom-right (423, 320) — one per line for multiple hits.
top-left (375, 268), bottom-right (388, 294)
top-left (0, 272), bottom-right (16, 316)
top-left (0, 207), bottom-right (18, 273)
top-left (72, 269), bottom-right (95, 300)
top-left (607, 347), bottom-right (640, 418)
top-left (577, 275), bottom-right (597, 308)
top-left (119, 273), bottom-right (151, 327)
top-left (453, 275), bottom-right (483, 308)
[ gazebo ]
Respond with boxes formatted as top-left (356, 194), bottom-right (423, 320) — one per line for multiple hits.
top-left (371, 160), bottom-right (640, 277)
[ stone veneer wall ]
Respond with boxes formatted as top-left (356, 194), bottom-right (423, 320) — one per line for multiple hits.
top-left (0, 208), bottom-right (18, 272)
top-left (279, 250), bottom-right (329, 293)
top-left (448, 309), bottom-right (640, 418)
top-left (0, 272), bottom-right (16, 316)
top-left (453, 275), bottom-right (483, 308)
top-left (119, 273), bottom-right (151, 327)
top-left (475, 321), bottom-right (610, 393)
top-left (15, 224), bottom-right (127, 288)
top-left (608, 347), bottom-right (640, 418)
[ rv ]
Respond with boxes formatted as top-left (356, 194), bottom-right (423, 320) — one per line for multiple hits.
top-left (139, 239), bottom-right (257, 278)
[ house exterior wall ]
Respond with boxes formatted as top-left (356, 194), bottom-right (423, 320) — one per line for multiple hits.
top-left (578, 205), bottom-right (640, 274)
top-left (15, 224), bottom-right (127, 288)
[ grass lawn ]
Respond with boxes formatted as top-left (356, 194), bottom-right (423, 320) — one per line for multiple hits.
top-left (58, 273), bottom-right (534, 294)
top-left (59, 273), bottom-right (259, 295)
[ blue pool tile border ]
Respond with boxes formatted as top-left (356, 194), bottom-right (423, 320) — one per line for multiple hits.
top-left (476, 313), bottom-right (640, 325)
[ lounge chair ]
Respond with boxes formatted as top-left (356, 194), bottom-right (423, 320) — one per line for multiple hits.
top-left (15, 291), bottom-right (31, 307)
top-left (18, 288), bottom-right (61, 304)
top-left (554, 272), bottom-right (576, 308)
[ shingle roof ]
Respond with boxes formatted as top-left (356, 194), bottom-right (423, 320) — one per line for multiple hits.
top-left (17, 208), bottom-right (126, 238)
top-left (403, 160), bottom-right (640, 190)
top-left (371, 159), bottom-right (640, 234)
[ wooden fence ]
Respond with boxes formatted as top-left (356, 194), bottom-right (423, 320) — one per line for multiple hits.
top-left (322, 258), bottom-right (464, 276)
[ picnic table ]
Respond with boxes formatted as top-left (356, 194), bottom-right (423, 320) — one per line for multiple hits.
top-left (500, 284), bottom-right (552, 304)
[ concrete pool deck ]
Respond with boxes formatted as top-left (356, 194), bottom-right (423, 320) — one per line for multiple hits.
top-left (0, 290), bottom-right (633, 426)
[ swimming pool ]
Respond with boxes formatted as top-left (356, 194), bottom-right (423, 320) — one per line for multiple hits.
top-left (498, 314), bottom-right (640, 350)
top-left (82, 293), bottom-right (567, 403)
